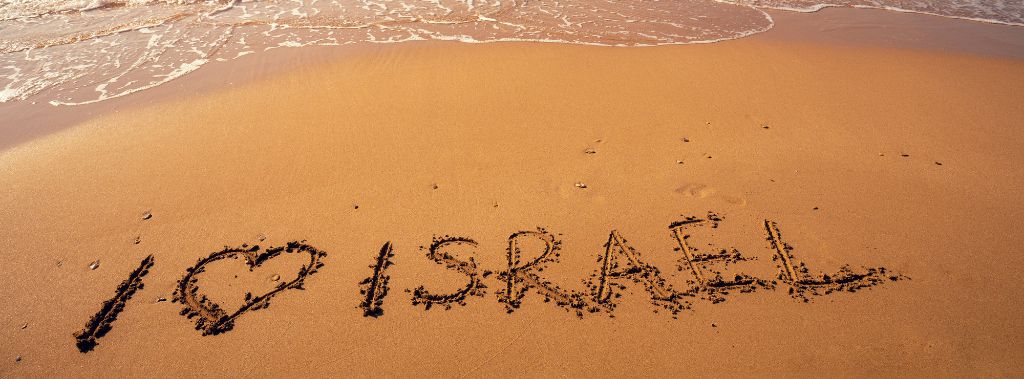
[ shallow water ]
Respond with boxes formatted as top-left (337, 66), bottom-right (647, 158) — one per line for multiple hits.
top-left (0, 0), bottom-right (1020, 105)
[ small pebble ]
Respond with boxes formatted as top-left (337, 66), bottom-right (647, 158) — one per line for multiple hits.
top-left (89, 260), bottom-right (100, 270)
top-left (676, 160), bottom-right (684, 165)
top-left (879, 153), bottom-right (885, 156)
top-left (156, 297), bottom-right (167, 303)
top-left (682, 138), bottom-right (690, 143)
top-left (711, 323), bottom-right (717, 328)
top-left (257, 233), bottom-right (267, 242)
top-left (900, 153), bottom-right (910, 157)
top-left (813, 207), bottom-right (819, 211)
top-left (353, 204), bottom-right (360, 210)
top-left (20, 323), bottom-right (27, 329)
top-left (934, 161), bottom-right (943, 166)
top-left (584, 148), bottom-right (596, 154)
top-left (431, 183), bottom-right (439, 190)
top-left (142, 211), bottom-right (152, 221)
top-left (15, 356), bottom-right (21, 363)
top-left (761, 124), bottom-right (769, 129)
top-left (133, 236), bottom-right (141, 245)
top-left (270, 274), bottom-right (281, 282)
top-left (574, 182), bottom-right (588, 189)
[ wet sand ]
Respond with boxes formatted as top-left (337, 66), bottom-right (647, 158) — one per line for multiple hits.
top-left (2, 7), bottom-right (1024, 377)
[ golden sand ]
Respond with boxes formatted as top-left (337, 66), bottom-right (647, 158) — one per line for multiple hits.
top-left (2, 7), bottom-right (1023, 377)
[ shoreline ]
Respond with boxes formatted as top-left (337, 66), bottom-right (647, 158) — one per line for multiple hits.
top-left (760, 8), bottom-right (1024, 58)
top-left (757, 4), bottom-right (1024, 28)
top-left (1, 7), bottom-right (1023, 153)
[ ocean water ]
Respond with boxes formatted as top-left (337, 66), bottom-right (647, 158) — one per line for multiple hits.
top-left (0, 0), bottom-right (1020, 106)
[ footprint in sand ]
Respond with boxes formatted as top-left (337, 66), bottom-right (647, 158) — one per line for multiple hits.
top-left (675, 183), bottom-right (747, 206)
top-left (721, 195), bottom-right (748, 206)
top-left (675, 183), bottom-right (716, 198)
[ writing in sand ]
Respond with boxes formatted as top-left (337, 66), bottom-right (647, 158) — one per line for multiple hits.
top-left (74, 212), bottom-right (906, 353)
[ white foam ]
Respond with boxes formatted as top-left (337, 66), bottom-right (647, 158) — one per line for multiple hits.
top-left (0, 87), bottom-right (22, 102)
top-left (49, 58), bottom-right (208, 106)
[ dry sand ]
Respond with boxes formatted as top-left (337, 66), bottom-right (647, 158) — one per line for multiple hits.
top-left (2, 7), bottom-right (1023, 377)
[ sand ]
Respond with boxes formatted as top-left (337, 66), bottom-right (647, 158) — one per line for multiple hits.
top-left (2, 7), bottom-right (1024, 377)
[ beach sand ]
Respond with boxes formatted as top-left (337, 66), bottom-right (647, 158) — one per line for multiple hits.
top-left (2, 7), bottom-right (1023, 377)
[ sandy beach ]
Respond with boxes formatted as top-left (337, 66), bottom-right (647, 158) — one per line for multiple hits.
top-left (2, 6), bottom-right (1023, 377)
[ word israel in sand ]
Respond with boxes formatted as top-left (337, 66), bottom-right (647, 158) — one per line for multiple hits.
top-left (74, 213), bottom-right (905, 353)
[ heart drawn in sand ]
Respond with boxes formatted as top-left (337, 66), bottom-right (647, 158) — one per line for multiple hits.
top-left (173, 241), bottom-right (327, 336)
